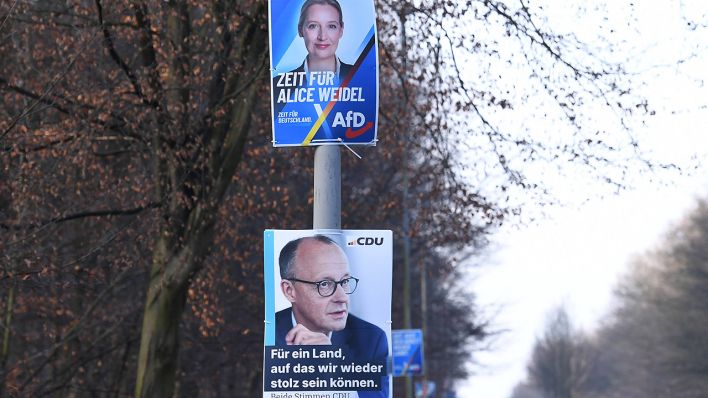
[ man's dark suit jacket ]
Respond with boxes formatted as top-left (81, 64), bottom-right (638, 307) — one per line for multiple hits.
top-left (275, 307), bottom-right (389, 398)
top-left (272, 60), bottom-right (355, 118)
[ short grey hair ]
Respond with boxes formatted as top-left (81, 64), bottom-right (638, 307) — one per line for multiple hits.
top-left (278, 235), bottom-right (339, 279)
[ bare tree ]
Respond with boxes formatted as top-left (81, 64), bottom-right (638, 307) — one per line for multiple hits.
top-left (0, 0), bottom-right (680, 397)
top-left (510, 383), bottom-right (544, 398)
top-left (524, 307), bottom-right (595, 398)
top-left (590, 199), bottom-right (708, 398)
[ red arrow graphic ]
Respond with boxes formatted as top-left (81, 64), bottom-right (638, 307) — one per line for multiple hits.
top-left (345, 121), bottom-right (374, 139)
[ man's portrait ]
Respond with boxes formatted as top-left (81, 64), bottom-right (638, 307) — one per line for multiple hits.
top-left (263, 230), bottom-right (392, 397)
top-left (276, 235), bottom-right (387, 350)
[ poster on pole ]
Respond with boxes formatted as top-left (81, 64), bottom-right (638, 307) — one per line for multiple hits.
top-left (392, 329), bottom-right (424, 377)
top-left (268, 0), bottom-right (379, 147)
top-left (263, 230), bottom-right (392, 397)
top-left (415, 381), bottom-right (436, 398)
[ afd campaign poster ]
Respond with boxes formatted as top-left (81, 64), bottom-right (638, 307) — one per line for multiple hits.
top-left (391, 329), bottom-right (424, 377)
top-left (269, 0), bottom-right (379, 146)
top-left (263, 230), bottom-right (392, 398)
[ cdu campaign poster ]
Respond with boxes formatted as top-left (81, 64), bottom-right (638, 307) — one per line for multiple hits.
top-left (263, 230), bottom-right (392, 397)
top-left (268, 0), bottom-right (379, 147)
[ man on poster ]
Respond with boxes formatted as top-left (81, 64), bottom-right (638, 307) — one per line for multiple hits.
top-left (276, 235), bottom-right (389, 397)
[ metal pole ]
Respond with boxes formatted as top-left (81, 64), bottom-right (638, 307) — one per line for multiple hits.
top-left (398, 5), bottom-right (413, 397)
top-left (420, 259), bottom-right (428, 395)
top-left (402, 153), bottom-right (411, 329)
top-left (313, 145), bottom-right (341, 230)
top-left (402, 163), bottom-right (414, 398)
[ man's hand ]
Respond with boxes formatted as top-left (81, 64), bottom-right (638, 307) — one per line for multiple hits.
top-left (285, 324), bottom-right (331, 345)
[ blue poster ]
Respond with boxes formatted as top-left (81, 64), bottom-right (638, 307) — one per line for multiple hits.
top-left (269, 0), bottom-right (379, 146)
top-left (415, 381), bottom-right (436, 398)
top-left (392, 329), bottom-right (424, 376)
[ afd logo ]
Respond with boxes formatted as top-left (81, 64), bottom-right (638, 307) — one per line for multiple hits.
top-left (347, 237), bottom-right (384, 246)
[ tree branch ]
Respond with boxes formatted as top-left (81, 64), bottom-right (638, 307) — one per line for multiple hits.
top-left (132, 1), bottom-right (164, 103)
top-left (94, 0), bottom-right (156, 108)
top-left (0, 69), bottom-right (77, 141)
top-left (0, 202), bottom-right (161, 230)
top-left (16, 266), bottom-right (137, 393)
top-left (0, 76), bottom-right (146, 147)
top-left (0, 0), bottom-right (19, 33)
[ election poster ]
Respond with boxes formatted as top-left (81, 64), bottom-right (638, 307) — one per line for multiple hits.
top-left (391, 329), bottom-right (424, 377)
top-left (268, 0), bottom-right (379, 146)
top-left (263, 230), bottom-right (392, 398)
top-left (415, 381), bottom-right (436, 398)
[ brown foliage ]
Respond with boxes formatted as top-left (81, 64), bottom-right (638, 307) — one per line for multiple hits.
top-left (1, 0), bottom-right (653, 397)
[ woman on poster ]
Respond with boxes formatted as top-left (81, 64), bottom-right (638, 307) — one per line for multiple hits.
top-left (273, 0), bottom-right (353, 115)
top-left (294, 0), bottom-right (352, 83)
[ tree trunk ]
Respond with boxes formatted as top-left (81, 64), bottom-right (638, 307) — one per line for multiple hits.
top-left (0, 282), bottom-right (15, 398)
top-left (133, 2), bottom-right (267, 395)
top-left (134, 241), bottom-right (189, 397)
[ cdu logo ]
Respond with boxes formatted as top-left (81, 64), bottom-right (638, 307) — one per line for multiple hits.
top-left (347, 237), bottom-right (384, 246)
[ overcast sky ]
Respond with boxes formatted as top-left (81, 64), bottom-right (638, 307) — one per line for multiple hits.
top-left (457, 0), bottom-right (708, 397)
top-left (461, 174), bottom-right (708, 398)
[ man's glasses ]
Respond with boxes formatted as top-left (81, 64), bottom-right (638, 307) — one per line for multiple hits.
top-left (286, 276), bottom-right (359, 297)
